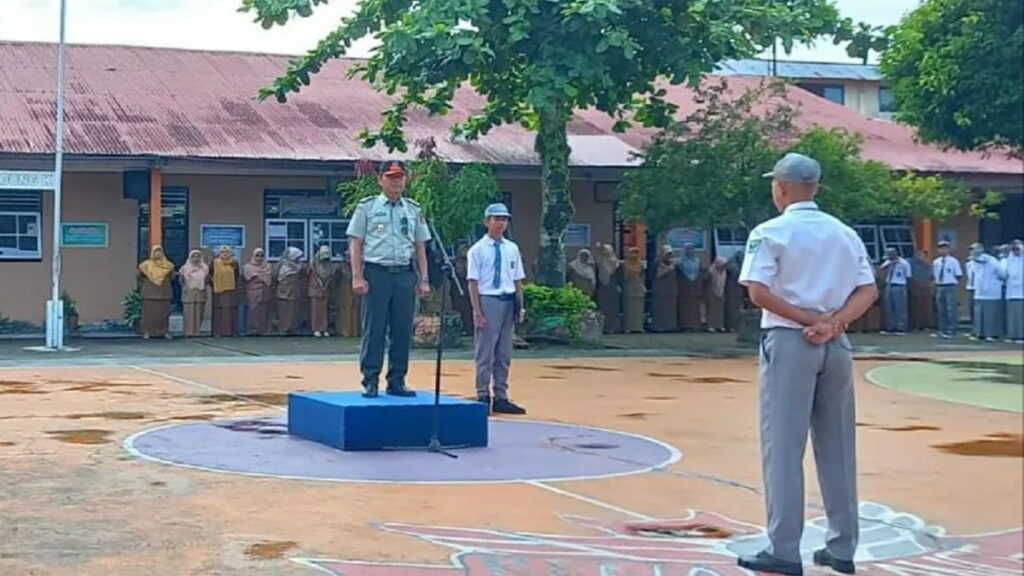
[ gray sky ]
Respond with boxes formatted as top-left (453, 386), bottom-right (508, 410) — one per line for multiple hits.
top-left (1, 0), bottom-right (919, 63)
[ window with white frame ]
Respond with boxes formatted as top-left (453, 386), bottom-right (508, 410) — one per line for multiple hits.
top-left (311, 219), bottom-right (350, 260)
top-left (713, 227), bottom-right (749, 260)
top-left (265, 219), bottom-right (308, 260)
top-left (0, 191), bottom-right (42, 260)
top-left (880, 224), bottom-right (916, 259)
top-left (854, 225), bottom-right (881, 262)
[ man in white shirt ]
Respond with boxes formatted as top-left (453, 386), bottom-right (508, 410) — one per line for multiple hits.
top-left (466, 203), bottom-right (527, 415)
top-left (931, 240), bottom-right (963, 339)
top-left (970, 243), bottom-right (1008, 341)
top-left (737, 153), bottom-right (878, 576)
top-left (879, 248), bottom-right (911, 334)
top-left (1002, 239), bottom-right (1023, 343)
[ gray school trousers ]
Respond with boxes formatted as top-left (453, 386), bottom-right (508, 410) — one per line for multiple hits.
top-left (884, 284), bottom-right (908, 332)
top-left (475, 294), bottom-right (516, 399)
top-left (759, 328), bottom-right (858, 564)
top-left (934, 285), bottom-right (959, 335)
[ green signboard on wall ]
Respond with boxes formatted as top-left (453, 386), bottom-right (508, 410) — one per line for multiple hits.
top-left (61, 222), bottom-right (109, 248)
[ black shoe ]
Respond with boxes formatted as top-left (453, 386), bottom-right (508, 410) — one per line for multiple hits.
top-left (737, 551), bottom-right (803, 576)
top-left (476, 396), bottom-right (491, 406)
top-left (813, 549), bottom-right (855, 574)
top-left (385, 386), bottom-right (416, 397)
top-left (492, 398), bottom-right (526, 415)
top-left (361, 385), bottom-right (379, 399)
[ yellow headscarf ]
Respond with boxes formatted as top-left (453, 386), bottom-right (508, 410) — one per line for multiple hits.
top-left (139, 245), bottom-right (175, 285)
top-left (212, 245), bottom-right (237, 293)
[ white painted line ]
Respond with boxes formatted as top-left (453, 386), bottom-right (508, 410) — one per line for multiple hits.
top-left (525, 480), bottom-right (653, 521)
top-left (128, 365), bottom-right (285, 412)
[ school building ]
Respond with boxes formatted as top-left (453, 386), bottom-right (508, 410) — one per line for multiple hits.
top-left (1, 42), bottom-right (1021, 325)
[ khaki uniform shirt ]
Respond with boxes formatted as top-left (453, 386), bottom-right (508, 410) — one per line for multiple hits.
top-left (346, 194), bottom-right (431, 266)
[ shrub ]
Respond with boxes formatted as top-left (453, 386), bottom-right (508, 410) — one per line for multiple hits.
top-left (523, 283), bottom-right (596, 341)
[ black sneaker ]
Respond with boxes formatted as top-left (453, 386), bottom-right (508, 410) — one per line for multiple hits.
top-left (361, 385), bottom-right (379, 399)
top-left (737, 551), bottom-right (803, 576)
top-left (492, 398), bottom-right (526, 415)
top-left (813, 549), bottom-right (855, 574)
top-left (476, 395), bottom-right (491, 405)
top-left (385, 386), bottom-right (416, 397)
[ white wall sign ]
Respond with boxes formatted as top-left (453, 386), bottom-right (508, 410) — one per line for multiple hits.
top-left (0, 170), bottom-right (56, 190)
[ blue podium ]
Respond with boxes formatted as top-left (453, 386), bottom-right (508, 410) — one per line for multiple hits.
top-left (287, 391), bottom-right (489, 451)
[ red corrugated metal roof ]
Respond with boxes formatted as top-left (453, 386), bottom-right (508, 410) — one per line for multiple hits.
top-left (0, 42), bottom-right (1019, 175)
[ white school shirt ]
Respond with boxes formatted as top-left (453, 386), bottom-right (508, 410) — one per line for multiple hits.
top-left (883, 258), bottom-right (912, 286)
top-left (966, 260), bottom-right (976, 291)
top-left (932, 255), bottom-right (962, 286)
top-left (1002, 253), bottom-right (1023, 300)
top-left (739, 201), bottom-right (875, 329)
top-left (972, 254), bottom-right (1007, 301)
top-left (466, 235), bottom-right (526, 296)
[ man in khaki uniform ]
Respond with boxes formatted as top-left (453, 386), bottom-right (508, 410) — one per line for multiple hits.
top-left (346, 161), bottom-right (431, 398)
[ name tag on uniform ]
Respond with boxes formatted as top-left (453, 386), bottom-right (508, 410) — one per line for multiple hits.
top-left (374, 223), bottom-right (386, 233)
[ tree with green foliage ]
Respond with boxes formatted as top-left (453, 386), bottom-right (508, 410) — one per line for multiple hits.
top-left (880, 0), bottom-right (1023, 156)
top-left (836, 21), bottom-right (892, 65)
top-left (241, 0), bottom-right (844, 285)
top-left (621, 79), bottom-right (997, 237)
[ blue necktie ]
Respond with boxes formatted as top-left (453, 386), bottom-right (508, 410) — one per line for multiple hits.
top-left (493, 241), bottom-right (502, 290)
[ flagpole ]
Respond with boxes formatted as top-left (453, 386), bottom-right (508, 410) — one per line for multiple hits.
top-left (47, 0), bottom-right (68, 349)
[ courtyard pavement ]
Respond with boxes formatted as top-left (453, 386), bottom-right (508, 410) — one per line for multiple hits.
top-left (0, 334), bottom-right (1020, 575)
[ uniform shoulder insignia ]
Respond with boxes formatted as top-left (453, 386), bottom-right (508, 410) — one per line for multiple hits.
top-left (404, 197), bottom-right (420, 207)
top-left (357, 196), bottom-right (375, 205)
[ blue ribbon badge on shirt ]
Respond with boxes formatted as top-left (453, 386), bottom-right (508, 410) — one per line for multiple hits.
top-left (746, 239), bottom-right (762, 254)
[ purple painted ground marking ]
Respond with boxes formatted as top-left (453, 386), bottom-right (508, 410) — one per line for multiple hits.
top-left (126, 417), bottom-right (679, 483)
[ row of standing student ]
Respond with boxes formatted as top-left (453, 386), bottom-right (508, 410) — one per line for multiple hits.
top-left (136, 244), bottom-right (362, 339)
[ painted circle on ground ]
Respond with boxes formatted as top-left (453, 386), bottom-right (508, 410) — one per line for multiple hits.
top-left (125, 417), bottom-right (680, 484)
top-left (867, 355), bottom-right (1023, 413)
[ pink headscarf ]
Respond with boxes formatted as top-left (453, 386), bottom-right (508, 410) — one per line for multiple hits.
top-left (179, 250), bottom-right (209, 291)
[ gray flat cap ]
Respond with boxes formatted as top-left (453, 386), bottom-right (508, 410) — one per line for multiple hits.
top-left (763, 153), bottom-right (822, 183)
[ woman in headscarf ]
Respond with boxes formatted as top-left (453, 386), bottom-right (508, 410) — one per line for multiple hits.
top-left (275, 247), bottom-right (306, 335)
top-left (211, 245), bottom-right (239, 337)
top-left (908, 250), bottom-right (934, 331)
top-left (567, 249), bottom-right (597, 298)
top-left (138, 245), bottom-right (176, 340)
top-left (335, 249), bottom-right (362, 338)
top-left (706, 257), bottom-right (728, 332)
top-left (179, 250), bottom-right (209, 338)
top-left (622, 246), bottom-right (646, 333)
top-left (676, 242), bottom-right (704, 331)
top-left (243, 248), bottom-right (274, 335)
top-left (724, 250), bottom-right (744, 332)
top-left (309, 245), bottom-right (340, 337)
top-left (651, 244), bottom-right (678, 332)
top-left (595, 243), bottom-right (623, 333)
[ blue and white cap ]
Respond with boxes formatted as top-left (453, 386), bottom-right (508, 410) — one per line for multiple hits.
top-left (484, 203), bottom-right (512, 218)
top-left (763, 153), bottom-right (822, 183)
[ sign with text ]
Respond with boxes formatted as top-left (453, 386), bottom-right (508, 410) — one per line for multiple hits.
top-left (61, 222), bottom-right (109, 247)
top-left (280, 196), bottom-right (340, 218)
top-left (564, 224), bottom-right (591, 247)
top-left (666, 227), bottom-right (706, 251)
top-left (201, 224), bottom-right (246, 258)
top-left (0, 170), bottom-right (56, 190)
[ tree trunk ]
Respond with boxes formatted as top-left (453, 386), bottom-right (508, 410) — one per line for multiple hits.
top-left (534, 110), bottom-right (573, 287)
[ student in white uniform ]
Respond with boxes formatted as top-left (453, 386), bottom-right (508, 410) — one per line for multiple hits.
top-left (1002, 239), bottom-right (1023, 343)
top-left (970, 243), bottom-right (1008, 341)
top-left (737, 153), bottom-right (878, 576)
top-left (880, 248), bottom-right (911, 334)
top-left (931, 240), bottom-right (963, 339)
top-left (466, 203), bottom-right (527, 415)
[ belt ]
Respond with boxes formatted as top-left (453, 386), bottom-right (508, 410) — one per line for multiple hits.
top-left (365, 262), bottom-right (413, 273)
top-left (482, 293), bottom-right (516, 301)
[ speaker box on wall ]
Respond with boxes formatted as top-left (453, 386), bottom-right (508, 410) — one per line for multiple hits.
top-left (123, 170), bottom-right (150, 201)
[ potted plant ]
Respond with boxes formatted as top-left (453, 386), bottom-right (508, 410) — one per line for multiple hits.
top-left (523, 283), bottom-right (602, 345)
top-left (122, 283), bottom-right (142, 332)
top-left (62, 290), bottom-right (79, 332)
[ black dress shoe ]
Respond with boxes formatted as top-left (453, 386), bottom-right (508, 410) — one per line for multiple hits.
top-left (492, 398), bottom-right (526, 415)
top-left (813, 549), bottom-right (855, 574)
top-left (476, 396), bottom-right (491, 406)
top-left (737, 551), bottom-right (803, 576)
top-left (362, 385), bottom-right (379, 399)
top-left (385, 386), bottom-right (416, 397)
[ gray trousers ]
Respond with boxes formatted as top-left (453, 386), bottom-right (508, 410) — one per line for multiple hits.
top-left (973, 299), bottom-right (1004, 339)
top-left (1006, 300), bottom-right (1023, 340)
top-left (475, 295), bottom-right (515, 399)
top-left (360, 264), bottom-right (416, 389)
top-left (934, 285), bottom-right (959, 335)
top-left (759, 328), bottom-right (858, 564)
top-left (884, 285), bottom-right (908, 332)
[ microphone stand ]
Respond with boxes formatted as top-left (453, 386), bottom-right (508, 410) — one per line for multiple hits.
top-left (422, 219), bottom-right (465, 459)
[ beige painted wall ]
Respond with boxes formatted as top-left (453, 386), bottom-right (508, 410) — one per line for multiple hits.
top-left (1, 173), bottom-right (614, 324)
